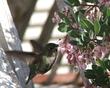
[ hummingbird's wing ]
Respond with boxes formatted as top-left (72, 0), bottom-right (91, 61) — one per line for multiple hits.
top-left (30, 40), bottom-right (44, 53)
top-left (5, 51), bottom-right (42, 65)
top-left (6, 51), bottom-right (43, 84)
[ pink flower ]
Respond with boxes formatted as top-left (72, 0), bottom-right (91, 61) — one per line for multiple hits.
top-left (58, 36), bottom-right (92, 69)
top-left (67, 54), bottom-right (75, 64)
top-left (58, 39), bottom-right (76, 64)
top-left (63, 7), bottom-right (69, 16)
top-left (77, 54), bottom-right (86, 69)
top-left (85, 7), bottom-right (102, 21)
top-left (58, 36), bottom-right (99, 69)
top-left (98, 0), bottom-right (110, 6)
top-left (93, 45), bottom-right (109, 59)
top-left (52, 12), bottom-right (61, 23)
top-left (101, 46), bottom-right (109, 58)
top-left (71, 23), bottom-right (79, 29)
top-left (58, 37), bottom-right (74, 54)
top-left (93, 46), bottom-right (102, 59)
top-left (58, 36), bottom-right (76, 64)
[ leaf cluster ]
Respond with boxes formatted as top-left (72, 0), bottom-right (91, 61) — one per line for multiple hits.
top-left (57, 0), bottom-right (110, 87)
top-left (85, 59), bottom-right (110, 87)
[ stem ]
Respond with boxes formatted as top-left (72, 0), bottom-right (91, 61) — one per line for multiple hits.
top-left (80, 3), bottom-right (98, 7)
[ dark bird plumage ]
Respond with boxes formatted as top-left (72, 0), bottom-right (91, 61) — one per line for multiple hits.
top-left (5, 43), bottom-right (58, 84)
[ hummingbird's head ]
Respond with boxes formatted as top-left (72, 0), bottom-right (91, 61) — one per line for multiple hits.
top-left (41, 43), bottom-right (58, 73)
top-left (44, 43), bottom-right (58, 56)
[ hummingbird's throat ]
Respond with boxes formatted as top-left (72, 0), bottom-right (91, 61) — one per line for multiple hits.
top-left (43, 52), bottom-right (56, 65)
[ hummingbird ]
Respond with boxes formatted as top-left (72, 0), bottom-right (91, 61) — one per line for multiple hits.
top-left (5, 43), bottom-right (58, 84)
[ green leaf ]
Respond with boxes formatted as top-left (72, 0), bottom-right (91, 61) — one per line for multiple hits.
top-left (81, 34), bottom-right (90, 46)
top-left (78, 12), bottom-right (94, 32)
top-left (90, 64), bottom-right (109, 86)
top-left (92, 64), bottom-right (97, 69)
top-left (58, 22), bottom-right (69, 32)
top-left (84, 70), bottom-right (96, 79)
top-left (104, 60), bottom-right (110, 70)
top-left (69, 40), bottom-right (78, 45)
top-left (58, 12), bottom-right (70, 24)
top-left (96, 59), bottom-right (106, 71)
top-left (68, 30), bottom-right (80, 38)
top-left (94, 19), bottom-right (101, 35)
top-left (100, 6), bottom-right (107, 20)
top-left (94, 75), bottom-right (109, 86)
top-left (98, 23), bottom-right (106, 36)
top-left (78, 12), bottom-right (84, 20)
top-left (80, 19), bottom-right (94, 32)
top-left (108, 16), bottom-right (110, 25)
top-left (92, 65), bottom-right (104, 74)
top-left (74, 38), bottom-right (83, 45)
top-left (89, 30), bottom-right (94, 39)
top-left (67, 0), bottom-right (74, 4)
top-left (65, 0), bottom-right (80, 6)
top-left (107, 8), bottom-right (110, 17)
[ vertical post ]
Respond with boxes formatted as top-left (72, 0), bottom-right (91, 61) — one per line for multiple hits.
top-left (0, 0), bottom-right (33, 88)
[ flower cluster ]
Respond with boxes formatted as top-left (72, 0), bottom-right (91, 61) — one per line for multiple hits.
top-left (98, 0), bottom-right (110, 7)
top-left (85, 7), bottom-right (102, 21)
top-left (55, 0), bottom-right (110, 87)
top-left (58, 36), bottom-right (93, 69)
top-left (52, 12), bottom-right (61, 23)
top-left (58, 36), bottom-right (77, 64)
top-left (92, 45), bottom-right (109, 59)
top-left (58, 36), bottom-right (110, 70)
